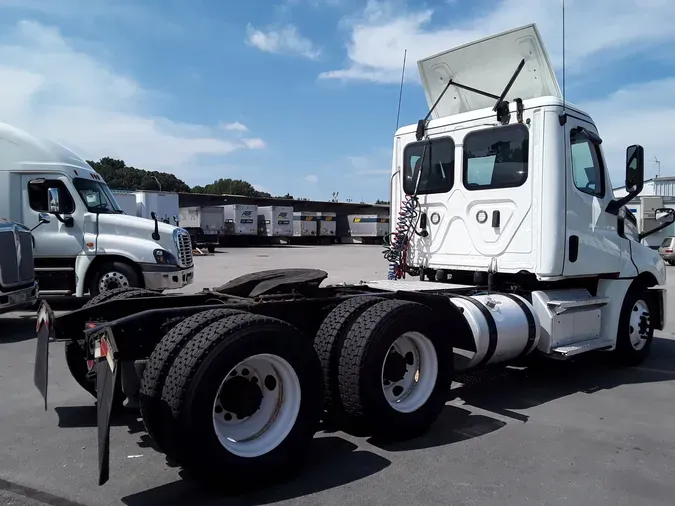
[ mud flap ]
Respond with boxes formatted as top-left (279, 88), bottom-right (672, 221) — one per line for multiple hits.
top-left (95, 328), bottom-right (119, 486)
top-left (33, 300), bottom-right (55, 411)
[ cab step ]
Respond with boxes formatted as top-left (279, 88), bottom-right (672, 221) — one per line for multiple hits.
top-left (551, 337), bottom-right (613, 358)
top-left (546, 296), bottom-right (610, 314)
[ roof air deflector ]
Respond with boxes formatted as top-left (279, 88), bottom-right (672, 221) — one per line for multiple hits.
top-left (417, 24), bottom-right (561, 119)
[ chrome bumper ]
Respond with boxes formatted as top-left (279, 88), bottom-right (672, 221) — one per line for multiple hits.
top-left (141, 265), bottom-right (194, 290)
top-left (0, 281), bottom-right (38, 314)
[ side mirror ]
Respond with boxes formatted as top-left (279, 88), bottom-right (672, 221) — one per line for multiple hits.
top-left (625, 145), bottom-right (644, 194)
top-left (31, 213), bottom-right (52, 233)
top-left (151, 211), bottom-right (157, 221)
top-left (655, 208), bottom-right (675, 224)
top-left (47, 187), bottom-right (62, 213)
top-left (606, 144), bottom-right (646, 216)
top-left (638, 207), bottom-right (675, 241)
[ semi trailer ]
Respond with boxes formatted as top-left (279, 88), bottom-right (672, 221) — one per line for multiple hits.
top-left (33, 24), bottom-right (670, 492)
top-left (257, 206), bottom-right (294, 238)
top-left (337, 214), bottom-right (390, 244)
top-left (178, 206), bottom-right (224, 252)
top-left (292, 211), bottom-right (318, 240)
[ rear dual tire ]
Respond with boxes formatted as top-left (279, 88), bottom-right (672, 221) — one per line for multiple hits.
top-left (141, 311), bottom-right (322, 489)
top-left (315, 298), bottom-right (453, 440)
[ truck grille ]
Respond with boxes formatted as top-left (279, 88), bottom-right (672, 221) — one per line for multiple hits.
top-left (174, 229), bottom-right (193, 268)
top-left (0, 227), bottom-right (35, 289)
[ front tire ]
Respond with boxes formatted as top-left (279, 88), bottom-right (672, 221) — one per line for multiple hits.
top-left (614, 283), bottom-right (655, 366)
top-left (337, 299), bottom-right (453, 440)
top-left (90, 261), bottom-right (142, 297)
top-left (160, 313), bottom-right (323, 488)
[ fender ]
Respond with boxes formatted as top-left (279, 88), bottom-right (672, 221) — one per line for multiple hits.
top-left (75, 250), bottom-right (146, 297)
top-left (596, 278), bottom-right (632, 348)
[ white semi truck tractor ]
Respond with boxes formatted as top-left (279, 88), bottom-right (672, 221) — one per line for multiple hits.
top-left (0, 122), bottom-right (194, 298)
top-left (34, 24), bottom-right (669, 491)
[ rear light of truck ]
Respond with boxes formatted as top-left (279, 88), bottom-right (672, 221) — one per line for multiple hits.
top-left (666, 249), bottom-right (673, 253)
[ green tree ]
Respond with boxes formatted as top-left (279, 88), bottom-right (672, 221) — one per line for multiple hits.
top-left (87, 157), bottom-right (191, 193)
top-left (194, 178), bottom-right (272, 198)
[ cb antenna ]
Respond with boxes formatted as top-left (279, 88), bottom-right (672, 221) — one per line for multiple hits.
top-left (395, 49), bottom-right (407, 131)
top-left (562, 0), bottom-right (566, 113)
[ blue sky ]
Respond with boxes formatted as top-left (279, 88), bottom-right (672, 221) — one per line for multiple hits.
top-left (0, 0), bottom-right (674, 202)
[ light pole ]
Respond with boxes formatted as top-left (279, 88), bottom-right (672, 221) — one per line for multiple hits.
top-left (654, 156), bottom-right (661, 178)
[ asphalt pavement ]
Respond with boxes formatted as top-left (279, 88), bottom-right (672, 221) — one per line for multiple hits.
top-left (1, 245), bottom-right (674, 506)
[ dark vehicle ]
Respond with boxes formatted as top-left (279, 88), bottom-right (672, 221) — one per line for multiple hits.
top-left (0, 216), bottom-right (42, 314)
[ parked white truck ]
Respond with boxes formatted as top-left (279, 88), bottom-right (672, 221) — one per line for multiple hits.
top-left (0, 122), bottom-right (194, 297)
top-left (34, 24), bottom-right (670, 491)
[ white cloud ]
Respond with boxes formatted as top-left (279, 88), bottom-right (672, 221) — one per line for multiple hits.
top-left (320, 0), bottom-right (675, 84)
top-left (242, 138), bottom-right (267, 149)
top-left (245, 23), bottom-right (321, 59)
top-left (578, 78), bottom-right (675, 188)
top-left (0, 20), bottom-right (262, 183)
top-left (221, 121), bottom-right (249, 132)
top-left (305, 174), bottom-right (319, 183)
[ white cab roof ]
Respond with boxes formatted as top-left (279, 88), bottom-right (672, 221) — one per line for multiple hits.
top-left (0, 122), bottom-right (99, 178)
top-left (417, 24), bottom-right (561, 119)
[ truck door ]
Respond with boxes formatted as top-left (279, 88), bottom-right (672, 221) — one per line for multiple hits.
top-left (21, 175), bottom-right (84, 258)
top-left (562, 118), bottom-right (623, 276)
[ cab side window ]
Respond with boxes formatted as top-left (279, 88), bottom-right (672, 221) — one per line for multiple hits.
top-left (27, 180), bottom-right (75, 213)
top-left (403, 137), bottom-right (455, 195)
top-left (570, 133), bottom-right (605, 198)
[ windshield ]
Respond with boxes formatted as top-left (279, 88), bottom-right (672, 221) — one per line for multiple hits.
top-left (73, 177), bottom-right (123, 214)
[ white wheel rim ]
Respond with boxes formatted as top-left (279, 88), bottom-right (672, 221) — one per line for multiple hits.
top-left (99, 271), bottom-right (130, 293)
top-left (212, 353), bottom-right (301, 458)
top-left (380, 331), bottom-right (438, 413)
top-left (628, 299), bottom-right (651, 351)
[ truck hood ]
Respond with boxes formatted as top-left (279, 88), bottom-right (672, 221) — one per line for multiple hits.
top-left (95, 213), bottom-right (178, 241)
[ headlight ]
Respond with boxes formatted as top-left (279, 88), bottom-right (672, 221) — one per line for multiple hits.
top-left (153, 249), bottom-right (178, 265)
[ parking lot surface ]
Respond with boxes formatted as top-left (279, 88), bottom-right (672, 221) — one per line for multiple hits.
top-left (1, 245), bottom-right (674, 506)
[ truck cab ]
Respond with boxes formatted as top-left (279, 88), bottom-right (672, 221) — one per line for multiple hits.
top-left (389, 24), bottom-right (669, 356)
top-left (0, 123), bottom-right (194, 297)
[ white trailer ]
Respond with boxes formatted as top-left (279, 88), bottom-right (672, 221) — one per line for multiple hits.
top-left (316, 212), bottom-right (337, 237)
top-left (136, 191), bottom-right (179, 224)
top-left (178, 206), bottom-right (224, 252)
top-left (348, 214), bottom-right (389, 241)
top-left (33, 23), bottom-right (671, 493)
top-left (110, 191), bottom-right (137, 216)
top-left (293, 211), bottom-right (318, 237)
top-left (257, 206), bottom-right (293, 237)
top-left (221, 204), bottom-right (258, 236)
